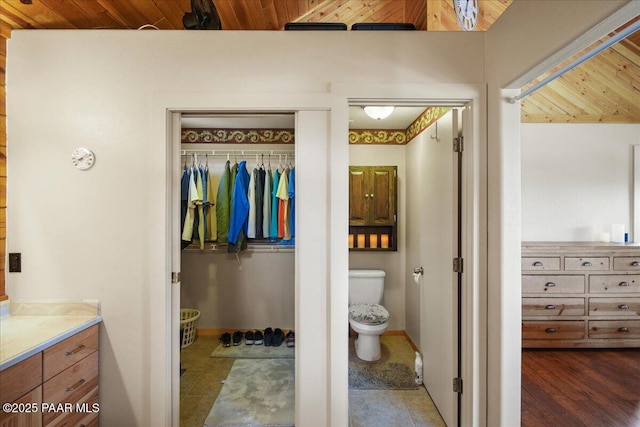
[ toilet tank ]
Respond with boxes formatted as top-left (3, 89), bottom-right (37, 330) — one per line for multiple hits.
top-left (349, 270), bottom-right (385, 304)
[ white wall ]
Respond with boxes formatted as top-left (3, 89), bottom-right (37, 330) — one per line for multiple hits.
top-left (6, 30), bottom-right (484, 427)
top-left (522, 123), bottom-right (640, 242)
top-left (349, 145), bottom-right (406, 330)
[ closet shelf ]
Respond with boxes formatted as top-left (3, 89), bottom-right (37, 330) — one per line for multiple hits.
top-left (183, 242), bottom-right (294, 253)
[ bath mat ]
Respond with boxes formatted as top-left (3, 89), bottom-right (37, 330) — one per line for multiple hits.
top-left (348, 335), bottom-right (419, 390)
top-left (204, 358), bottom-right (295, 427)
top-left (211, 343), bottom-right (294, 359)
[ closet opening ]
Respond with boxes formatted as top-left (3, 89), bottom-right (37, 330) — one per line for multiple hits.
top-left (347, 103), bottom-right (465, 427)
top-left (178, 112), bottom-right (297, 427)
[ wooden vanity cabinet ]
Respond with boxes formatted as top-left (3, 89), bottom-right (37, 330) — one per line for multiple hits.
top-left (0, 354), bottom-right (42, 427)
top-left (349, 166), bottom-right (396, 226)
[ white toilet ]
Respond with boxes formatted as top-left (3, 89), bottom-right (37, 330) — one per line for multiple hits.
top-left (349, 269), bottom-right (390, 361)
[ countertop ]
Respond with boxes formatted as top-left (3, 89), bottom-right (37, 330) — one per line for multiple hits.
top-left (0, 300), bottom-right (102, 371)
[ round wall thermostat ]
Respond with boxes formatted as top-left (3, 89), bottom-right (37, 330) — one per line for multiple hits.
top-left (71, 147), bottom-right (95, 170)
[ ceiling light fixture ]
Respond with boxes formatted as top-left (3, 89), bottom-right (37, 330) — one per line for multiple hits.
top-left (363, 106), bottom-right (395, 120)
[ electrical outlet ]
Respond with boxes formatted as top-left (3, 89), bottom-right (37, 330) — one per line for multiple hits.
top-left (9, 253), bottom-right (21, 272)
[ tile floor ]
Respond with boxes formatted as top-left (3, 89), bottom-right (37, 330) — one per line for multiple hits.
top-left (180, 334), bottom-right (446, 427)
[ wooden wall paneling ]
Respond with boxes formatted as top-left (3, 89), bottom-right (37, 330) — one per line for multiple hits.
top-left (405, 0), bottom-right (427, 30)
top-left (128, 0), bottom-right (177, 29)
top-left (150, 0), bottom-right (191, 30)
top-left (95, 0), bottom-right (150, 29)
top-left (213, 0), bottom-right (244, 30)
top-left (0, 0), bottom-right (62, 29)
top-left (71, 0), bottom-right (140, 29)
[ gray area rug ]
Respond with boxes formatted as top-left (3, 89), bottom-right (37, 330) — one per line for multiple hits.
top-left (204, 358), bottom-right (294, 427)
top-left (211, 343), bottom-right (294, 359)
top-left (348, 335), bottom-right (419, 390)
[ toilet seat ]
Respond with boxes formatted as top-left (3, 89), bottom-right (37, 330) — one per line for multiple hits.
top-left (349, 303), bottom-right (389, 325)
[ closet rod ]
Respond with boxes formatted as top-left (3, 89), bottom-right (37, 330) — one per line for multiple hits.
top-left (180, 149), bottom-right (294, 156)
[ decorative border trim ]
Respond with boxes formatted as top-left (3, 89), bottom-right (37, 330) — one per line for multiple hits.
top-left (350, 106), bottom-right (451, 145)
top-left (182, 128), bottom-right (295, 144)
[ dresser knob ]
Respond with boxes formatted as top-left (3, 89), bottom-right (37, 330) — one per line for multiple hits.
top-left (545, 282), bottom-right (556, 288)
top-left (618, 327), bottom-right (630, 333)
top-left (632, 261), bottom-right (640, 267)
top-left (545, 328), bottom-right (556, 333)
top-left (618, 304), bottom-right (630, 310)
top-left (545, 304), bottom-right (556, 310)
top-left (533, 261), bottom-right (543, 267)
top-left (582, 261), bottom-right (592, 267)
top-left (619, 282), bottom-right (630, 287)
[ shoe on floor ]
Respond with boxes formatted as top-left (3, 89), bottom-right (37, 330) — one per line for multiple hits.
top-left (245, 330), bottom-right (255, 345)
top-left (220, 332), bottom-right (231, 348)
top-left (232, 331), bottom-right (244, 346)
top-left (285, 331), bottom-right (295, 348)
top-left (273, 328), bottom-right (285, 347)
top-left (264, 327), bottom-right (274, 347)
top-left (254, 330), bottom-right (264, 345)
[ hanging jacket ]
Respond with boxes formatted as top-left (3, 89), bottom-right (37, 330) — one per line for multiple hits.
top-left (206, 167), bottom-right (218, 241)
top-left (216, 161), bottom-right (231, 244)
top-left (228, 161), bottom-right (250, 252)
top-left (181, 167), bottom-right (191, 250)
top-left (247, 167), bottom-right (256, 238)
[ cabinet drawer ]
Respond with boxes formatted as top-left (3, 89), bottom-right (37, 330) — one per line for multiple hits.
top-left (522, 275), bottom-right (584, 294)
top-left (44, 325), bottom-right (99, 382)
top-left (0, 352), bottom-right (42, 405)
top-left (589, 298), bottom-right (640, 316)
top-left (43, 352), bottom-right (98, 426)
top-left (522, 321), bottom-right (585, 340)
top-left (523, 298), bottom-right (585, 316)
top-left (613, 256), bottom-right (640, 271)
top-left (522, 257), bottom-right (560, 271)
top-left (589, 320), bottom-right (640, 339)
top-left (589, 275), bottom-right (640, 293)
top-left (45, 386), bottom-right (98, 427)
top-left (565, 257), bottom-right (609, 271)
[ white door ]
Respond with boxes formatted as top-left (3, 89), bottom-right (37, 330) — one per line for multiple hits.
top-left (419, 109), bottom-right (459, 427)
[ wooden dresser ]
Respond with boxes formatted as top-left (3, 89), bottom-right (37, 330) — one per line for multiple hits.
top-left (522, 242), bottom-right (640, 348)
top-left (0, 324), bottom-right (99, 427)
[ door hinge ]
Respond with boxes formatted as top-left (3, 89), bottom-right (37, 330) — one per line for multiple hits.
top-left (171, 272), bottom-right (181, 284)
top-left (453, 377), bottom-right (463, 394)
top-left (453, 257), bottom-right (464, 273)
top-left (453, 137), bottom-right (464, 153)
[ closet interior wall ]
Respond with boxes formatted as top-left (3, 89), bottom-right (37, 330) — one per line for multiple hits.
top-left (180, 142), bottom-right (295, 331)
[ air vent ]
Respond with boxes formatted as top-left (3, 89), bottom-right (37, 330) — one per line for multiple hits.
top-left (351, 23), bottom-right (416, 31)
top-left (284, 22), bottom-right (347, 31)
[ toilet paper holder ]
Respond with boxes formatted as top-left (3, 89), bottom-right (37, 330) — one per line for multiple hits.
top-left (413, 267), bottom-right (424, 275)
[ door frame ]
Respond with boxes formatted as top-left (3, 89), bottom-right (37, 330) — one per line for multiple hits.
top-left (152, 84), bottom-right (484, 427)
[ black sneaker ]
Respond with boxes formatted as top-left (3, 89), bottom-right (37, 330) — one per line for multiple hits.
top-left (254, 330), bottom-right (264, 345)
top-left (264, 327), bottom-right (274, 347)
top-left (273, 328), bottom-right (285, 347)
top-left (232, 331), bottom-right (244, 346)
top-left (245, 330), bottom-right (255, 345)
top-left (220, 332), bottom-right (231, 348)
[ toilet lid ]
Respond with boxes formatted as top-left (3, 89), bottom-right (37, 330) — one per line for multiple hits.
top-left (349, 303), bottom-right (389, 325)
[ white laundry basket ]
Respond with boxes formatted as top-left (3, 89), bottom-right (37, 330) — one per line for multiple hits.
top-left (180, 308), bottom-right (201, 348)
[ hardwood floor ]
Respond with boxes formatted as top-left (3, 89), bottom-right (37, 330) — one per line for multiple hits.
top-left (522, 349), bottom-right (640, 427)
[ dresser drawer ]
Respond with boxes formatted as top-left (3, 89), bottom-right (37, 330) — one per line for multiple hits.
top-left (565, 257), bottom-right (609, 271)
top-left (523, 298), bottom-right (585, 317)
top-left (43, 351), bottom-right (98, 426)
top-left (589, 275), bottom-right (640, 293)
top-left (613, 256), bottom-right (640, 271)
top-left (522, 257), bottom-right (560, 271)
top-left (0, 352), bottom-right (42, 405)
top-left (45, 386), bottom-right (98, 427)
top-left (589, 320), bottom-right (640, 339)
top-left (589, 298), bottom-right (640, 317)
top-left (44, 324), bottom-right (99, 381)
top-left (522, 275), bottom-right (584, 294)
top-left (522, 321), bottom-right (585, 340)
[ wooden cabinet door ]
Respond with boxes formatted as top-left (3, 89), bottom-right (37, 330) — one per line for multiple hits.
top-left (369, 166), bottom-right (396, 225)
top-left (0, 386), bottom-right (42, 427)
top-left (349, 167), bottom-right (368, 225)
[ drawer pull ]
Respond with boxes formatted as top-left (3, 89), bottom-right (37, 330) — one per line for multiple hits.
top-left (533, 261), bottom-right (543, 267)
top-left (545, 282), bottom-right (556, 288)
top-left (545, 328), bottom-right (556, 333)
top-left (619, 282), bottom-right (630, 287)
top-left (632, 261), bottom-right (640, 267)
top-left (582, 261), bottom-right (592, 267)
top-left (545, 304), bottom-right (556, 310)
top-left (618, 304), bottom-right (630, 310)
top-left (65, 344), bottom-right (86, 356)
top-left (618, 327), bottom-right (630, 333)
top-left (65, 378), bottom-right (85, 392)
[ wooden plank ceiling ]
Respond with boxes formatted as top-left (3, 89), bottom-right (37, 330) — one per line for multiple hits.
top-left (0, 0), bottom-right (638, 124)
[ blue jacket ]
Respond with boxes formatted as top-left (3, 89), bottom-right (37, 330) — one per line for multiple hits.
top-left (228, 161), bottom-right (250, 245)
